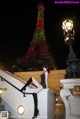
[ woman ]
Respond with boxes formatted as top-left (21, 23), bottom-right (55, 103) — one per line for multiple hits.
top-left (20, 66), bottom-right (50, 118)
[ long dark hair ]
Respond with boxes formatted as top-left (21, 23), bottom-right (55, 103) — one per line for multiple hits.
top-left (47, 67), bottom-right (50, 73)
top-left (43, 65), bottom-right (50, 73)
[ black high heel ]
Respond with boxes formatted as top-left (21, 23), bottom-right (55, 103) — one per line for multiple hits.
top-left (32, 109), bottom-right (39, 119)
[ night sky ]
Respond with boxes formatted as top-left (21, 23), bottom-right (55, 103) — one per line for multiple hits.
top-left (0, 0), bottom-right (80, 69)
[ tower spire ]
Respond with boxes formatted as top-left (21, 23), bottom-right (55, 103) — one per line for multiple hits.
top-left (33, 2), bottom-right (45, 42)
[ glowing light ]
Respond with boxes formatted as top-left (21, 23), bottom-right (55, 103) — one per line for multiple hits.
top-left (0, 88), bottom-right (2, 95)
top-left (17, 105), bottom-right (25, 115)
top-left (62, 19), bottom-right (73, 32)
top-left (56, 98), bottom-right (58, 102)
top-left (65, 37), bottom-right (69, 41)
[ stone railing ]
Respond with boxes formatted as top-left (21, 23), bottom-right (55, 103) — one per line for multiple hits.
top-left (60, 79), bottom-right (80, 119)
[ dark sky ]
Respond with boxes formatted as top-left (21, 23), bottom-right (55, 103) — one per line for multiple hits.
top-left (0, 0), bottom-right (80, 69)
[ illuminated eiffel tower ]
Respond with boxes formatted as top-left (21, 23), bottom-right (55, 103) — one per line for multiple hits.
top-left (19, 2), bottom-right (56, 71)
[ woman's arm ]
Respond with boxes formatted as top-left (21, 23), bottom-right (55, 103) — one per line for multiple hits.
top-left (45, 72), bottom-right (48, 88)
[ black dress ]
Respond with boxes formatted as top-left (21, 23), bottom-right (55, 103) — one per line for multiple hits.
top-left (40, 73), bottom-right (46, 88)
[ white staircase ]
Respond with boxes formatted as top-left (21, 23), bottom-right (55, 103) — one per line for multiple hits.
top-left (0, 69), bottom-right (55, 119)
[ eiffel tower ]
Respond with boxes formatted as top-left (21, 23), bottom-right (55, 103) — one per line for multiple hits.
top-left (18, 2), bottom-right (56, 71)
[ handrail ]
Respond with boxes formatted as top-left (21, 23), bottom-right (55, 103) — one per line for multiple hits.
top-left (0, 76), bottom-right (33, 97)
top-left (5, 70), bottom-right (25, 84)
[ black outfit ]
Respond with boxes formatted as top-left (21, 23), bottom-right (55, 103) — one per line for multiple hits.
top-left (20, 77), bottom-right (32, 91)
top-left (32, 93), bottom-right (39, 119)
top-left (21, 73), bottom-right (46, 91)
top-left (20, 73), bottom-right (46, 118)
top-left (40, 73), bottom-right (46, 88)
top-left (20, 77), bottom-right (39, 118)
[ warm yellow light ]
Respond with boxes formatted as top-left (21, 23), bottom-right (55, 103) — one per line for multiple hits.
top-left (56, 98), bottom-right (58, 101)
top-left (65, 37), bottom-right (69, 41)
top-left (62, 19), bottom-right (73, 32)
top-left (0, 88), bottom-right (3, 95)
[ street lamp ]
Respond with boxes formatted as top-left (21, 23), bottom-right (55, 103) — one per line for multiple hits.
top-left (62, 19), bottom-right (80, 78)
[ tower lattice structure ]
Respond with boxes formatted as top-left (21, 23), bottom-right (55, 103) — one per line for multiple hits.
top-left (19, 2), bottom-right (56, 71)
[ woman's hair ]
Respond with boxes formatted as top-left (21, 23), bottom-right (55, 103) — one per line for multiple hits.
top-left (47, 67), bottom-right (50, 73)
top-left (43, 65), bottom-right (50, 73)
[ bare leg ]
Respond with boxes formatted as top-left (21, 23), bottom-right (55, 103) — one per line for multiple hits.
top-left (21, 77), bottom-right (43, 93)
top-left (32, 77), bottom-right (43, 93)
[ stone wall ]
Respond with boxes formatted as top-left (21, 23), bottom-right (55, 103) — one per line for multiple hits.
top-left (14, 69), bottom-right (66, 93)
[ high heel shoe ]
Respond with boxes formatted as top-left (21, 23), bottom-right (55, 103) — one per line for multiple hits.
top-left (32, 109), bottom-right (39, 119)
